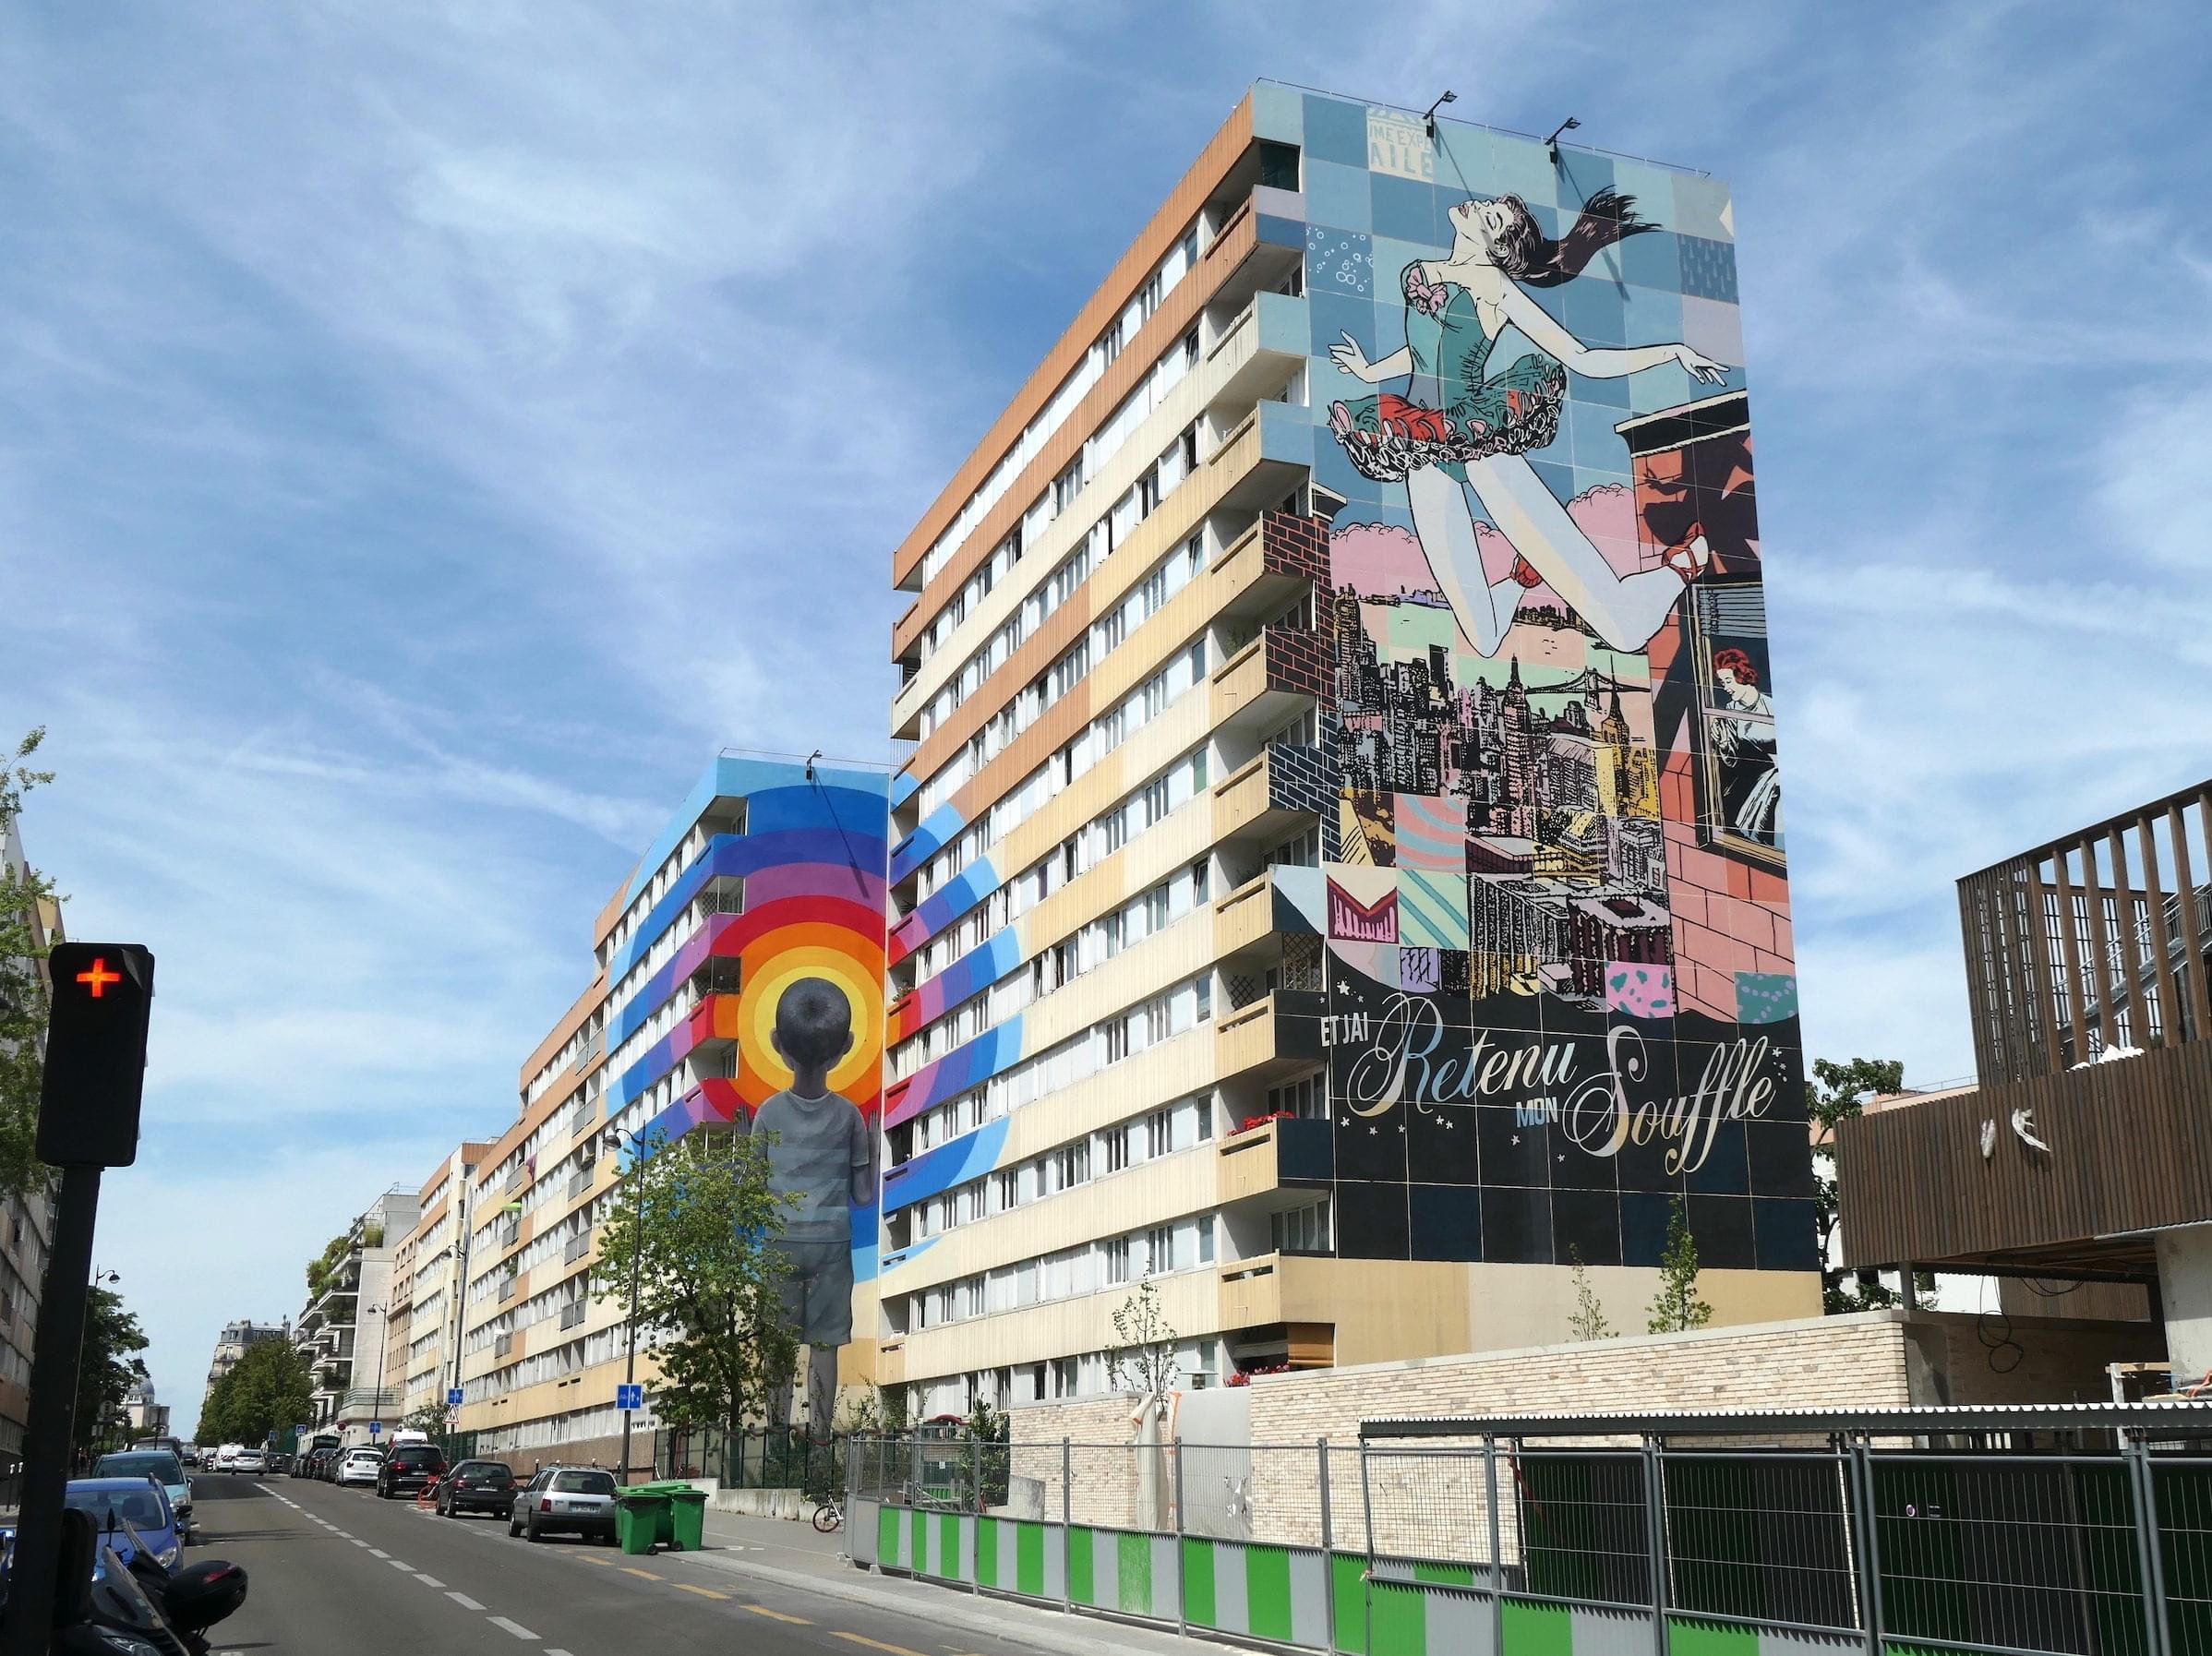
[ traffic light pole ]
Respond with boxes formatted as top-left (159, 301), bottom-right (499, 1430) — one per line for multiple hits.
top-left (1, 1164), bottom-right (104, 1656)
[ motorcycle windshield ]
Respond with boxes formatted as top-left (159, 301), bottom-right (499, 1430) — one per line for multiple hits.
top-left (91, 1541), bottom-right (179, 1638)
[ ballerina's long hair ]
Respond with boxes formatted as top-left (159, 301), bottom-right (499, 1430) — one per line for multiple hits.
top-left (1487, 187), bottom-right (1654, 287)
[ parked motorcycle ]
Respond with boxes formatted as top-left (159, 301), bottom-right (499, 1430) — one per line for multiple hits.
top-left (1, 1509), bottom-right (248, 1656)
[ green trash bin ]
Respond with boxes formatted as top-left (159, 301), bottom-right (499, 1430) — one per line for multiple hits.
top-left (615, 1489), bottom-right (669, 1554)
top-left (632, 1481), bottom-right (694, 1546)
top-left (665, 1487), bottom-right (708, 1553)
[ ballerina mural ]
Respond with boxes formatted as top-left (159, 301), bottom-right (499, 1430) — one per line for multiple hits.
top-left (1325, 189), bottom-right (1727, 657)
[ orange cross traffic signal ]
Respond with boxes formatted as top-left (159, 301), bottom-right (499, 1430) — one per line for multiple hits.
top-left (39, 942), bottom-right (155, 1169)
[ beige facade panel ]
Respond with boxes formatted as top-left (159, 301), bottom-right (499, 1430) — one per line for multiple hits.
top-left (888, 1266), bottom-right (1221, 1381)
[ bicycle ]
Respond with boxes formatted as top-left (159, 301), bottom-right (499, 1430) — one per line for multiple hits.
top-left (811, 1494), bottom-right (843, 1533)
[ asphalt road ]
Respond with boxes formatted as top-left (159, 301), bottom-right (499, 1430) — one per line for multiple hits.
top-left (187, 1470), bottom-right (1040, 1656)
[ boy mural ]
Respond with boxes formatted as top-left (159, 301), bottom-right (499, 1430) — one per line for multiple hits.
top-left (748, 977), bottom-right (872, 1435)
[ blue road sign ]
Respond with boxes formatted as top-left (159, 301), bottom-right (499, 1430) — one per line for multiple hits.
top-left (447, 1387), bottom-right (464, 1408)
top-left (617, 1384), bottom-right (643, 1411)
top-left (367, 1422), bottom-right (381, 1436)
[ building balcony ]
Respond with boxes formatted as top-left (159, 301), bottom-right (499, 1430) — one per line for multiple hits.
top-left (562, 1230), bottom-right (593, 1266)
top-left (1208, 509), bottom-right (1326, 630)
top-left (1215, 1116), bottom-right (1334, 1208)
top-left (1211, 740), bottom-right (1328, 850)
top-left (1211, 871), bottom-right (1277, 961)
top-left (1837, 1037), bottom-right (2212, 1282)
top-left (1214, 1253), bottom-right (1334, 1370)
top-left (559, 1298), bottom-right (587, 1331)
top-left (1214, 990), bottom-right (1324, 1084)
top-left (499, 1274), bottom-right (518, 1303)
top-left (1210, 624), bottom-right (1328, 738)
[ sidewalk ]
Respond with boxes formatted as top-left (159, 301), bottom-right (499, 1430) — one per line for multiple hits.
top-left (673, 1507), bottom-right (1242, 1656)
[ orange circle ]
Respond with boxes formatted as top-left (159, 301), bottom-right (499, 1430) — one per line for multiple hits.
top-left (733, 926), bottom-right (884, 1104)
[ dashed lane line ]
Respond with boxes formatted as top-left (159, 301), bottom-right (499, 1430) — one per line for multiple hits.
top-left (546, 1650), bottom-right (576, 1656)
top-left (575, 1555), bottom-right (616, 1567)
top-left (744, 1604), bottom-right (814, 1626)
top-left (385, 1559), bottom-right (414, 1571)
top-left (367, 1548), bottom-right (389, 1558)
top-left (672, 1583), bottom-right (729, 1601)
top-left (446, 1591), bottom-right (487, 1612)
top-left (487, 1616), bottom-right (539, 1640)
top-left (350, 1539), bottom-right (370, 1548)
top-left (415, 1575), bottom-right (445, 1588)
top-left (619, 1566), bottom-right (663, 1580)
top-left (830, 1635), bottom-right (929, 1656)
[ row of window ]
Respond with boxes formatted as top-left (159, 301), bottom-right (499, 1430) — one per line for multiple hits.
top-left (915, 224), bottom-right (1201, 600)
top-left (910, 1338), bottom-right (1225, 1417)
top-left (893, 751), bottom-right (1210, 1074)
top-left (907, 1215), bottom-right (1215, 1331)
top-left (901, 1096), bottom-right (1211, 1242)
top-left (895, 972), bottom-right (1213, 1168)
top-left (597, 803), bottom-right (745, 970)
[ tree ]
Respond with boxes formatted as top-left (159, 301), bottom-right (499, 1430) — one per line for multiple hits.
top-left (1647, 1198), bottom-right (1713, 1334)
top-left (1807, 1056), bottom-right (1909, 1314)
top-left (594, 1127), bottom-right (796, 1451)
top-left (198, 1338), bottom-right (313, 1447)
top-left (1567, 1246), bottom-right (1614, 1340)
top-left (1105, 1276), bottom-right (1180, 1401)
top-left (0, 727), bottom-right (57, 1203)
top-left (75, 1286), bottom-right (150, 1454)
top-left (398, 1402), bottom-right (449, 1437)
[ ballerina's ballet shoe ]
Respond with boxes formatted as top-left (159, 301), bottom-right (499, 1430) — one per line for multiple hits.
top-left (1509, 556), bottom-right (1545, 589)
top-left (1663, 525), bottom-right (1712, 581)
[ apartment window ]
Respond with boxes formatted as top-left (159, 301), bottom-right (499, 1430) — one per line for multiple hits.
top-left (1197, 1215), bottom-right (1216, 1265)
top-left (1103, 1129), bottom-right (1130, 1175)
top-left (1272, 1199), bottom-right (1332, 1254)
top-left (1147, 1224), bottom-right (1176, 1275)
top-left (1192, 859), bottom-right (1210, 902)
top-left (1104, 1020), bottom-right (1130, 1064)
top-left (1141, 775), bottom-right (1170, 827)
top-left (1145, 1109), bottom-right (1172, 1160)
top-left (1258, 140), bottom-right (1301, 192)
top-left (1053, 457), bottom-right (1086, 516)
top-left (1144, 886), bottom-right (1172, 936)
top-left (1270, 1072), bottom-right (1329, 1120)
top-left (1103, 1238), bottom-right (1130, 1285)
top-left (993, 1170), bottom-right (1016, 1213)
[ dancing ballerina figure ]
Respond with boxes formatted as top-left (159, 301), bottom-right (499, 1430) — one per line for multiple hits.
top-left (1328, 190), bottom-right (1728, 657)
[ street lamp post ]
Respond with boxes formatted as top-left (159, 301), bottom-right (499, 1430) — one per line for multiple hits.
top-left (614, 1128), bottom-right (646, 1482)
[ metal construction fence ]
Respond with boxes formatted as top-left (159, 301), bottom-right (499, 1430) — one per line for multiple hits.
top-left (654, 1426), bottom-right (849, 1494)
top-left (845, 1406), bottom-right (2212, 1656)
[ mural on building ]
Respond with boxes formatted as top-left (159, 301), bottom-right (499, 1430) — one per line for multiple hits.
top-left (1272, 94), bottom-right (1811, 1274)
top-left (607, 756), bottom-right (891, 1316)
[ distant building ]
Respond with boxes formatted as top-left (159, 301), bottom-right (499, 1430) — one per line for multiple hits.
top-left (0, 813), bottom-right (60, 1475)
top-left (291, 1188), bottom-right (418, 1447)
top-left (197, 1319), bottom-right (287, 1435)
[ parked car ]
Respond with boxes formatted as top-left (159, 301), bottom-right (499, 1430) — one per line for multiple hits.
top-left (212, 1445), bottom-right (242, 1472)
top-left (376, 1443), bottom-right (446, 1500)
top-left (335, 1447), bottom-right (383, 1488)
top-left (62, 1478), bottom-right (183, 1570)
top-left (90, 1450), bottom-right (194, 1539)
top-left (265, 1452), bottom-right (292, 1475)
top-left (229, 1448), bottom-right (267, 1476)
top-left (436, 1459), bottom-right (516, 1519)
top-left (299, 1447), bottom-right (332, 1482)
top-left (508, 1467), bottom-right (618, 1543)
top-left (198, 1447), bottom-right (221, 1470)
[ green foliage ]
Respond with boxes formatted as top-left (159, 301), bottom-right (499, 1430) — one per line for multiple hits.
top-left (76, 1286), bottom-right (150, 1454)
top-left (1567, 1245), bottom-right (1614, 1340)
top-left (594, 1127), bottom-right (796, 1440)
top-left (398, 1402), bottom-right (449, 1435)
top-left (1646, 1198), bottom-right (1713, 1334)
top-left (1105, 1276), bottom-right (1180, 1400)
top-left (1808, 1056), bottom-right (1906, 1314)
top-left (0, 728), bottom-right (57, 1203)
top-left (305, 1231), bottom-right (351, 1300)
top-left (198, 1337), bottom-right (314, 1448)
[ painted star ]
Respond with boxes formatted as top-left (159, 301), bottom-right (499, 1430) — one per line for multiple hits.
top-left (1368, 1126), bottom-right (1377, 1136)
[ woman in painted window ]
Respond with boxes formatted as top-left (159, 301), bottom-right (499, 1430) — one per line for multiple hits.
top-left (1328, 190), bottom-right (1727, 657)
top-left (1708, 646), bottom-right (1781, 846)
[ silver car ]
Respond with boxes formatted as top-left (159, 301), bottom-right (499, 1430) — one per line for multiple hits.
top-left (508, 1466), bottom-right (619, 1543)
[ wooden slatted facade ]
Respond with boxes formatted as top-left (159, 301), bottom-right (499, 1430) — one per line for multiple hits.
top-left (1837, 1038), bottom-right (2212, 1275)
top-left (1842, 779), bottom-right (2212, 1278)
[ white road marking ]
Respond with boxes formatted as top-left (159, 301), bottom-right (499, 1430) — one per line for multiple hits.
top-left (415, 1574), bottom-right (445, 1588)
top-left (546, 1650), bottom-right (576, 1656)
top-left (486, 1617), bottom-right (538, 1639)
top-left (368, 1548), bottom-right (389, 1558)
top-left (446, 1591), bottom-right (487, 1611)
top-left (385, 1558), bottom-right (413, 1570)
top-left (350, 1538), bottom-right (370, 1548)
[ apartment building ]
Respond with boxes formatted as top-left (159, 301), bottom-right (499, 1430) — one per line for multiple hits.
top-left (0, 813), bottom-right (58, 1473)
top-left (292, 1187), bottom-right (417, 1446)
top-left (197, 1319), bottom-right (286, 1433)
top-left (390, 1143), bottom-right (489, 1424)
top-left (877, 82), bottom-right (1818, 1417)
top-left (455, 753), bottom-right (890, 1466)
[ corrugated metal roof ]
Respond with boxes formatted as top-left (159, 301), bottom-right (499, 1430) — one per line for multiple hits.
top-left (1358, 1401), bottom-right (2212, 1440)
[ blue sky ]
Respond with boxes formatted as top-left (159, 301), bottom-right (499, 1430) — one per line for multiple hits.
top-left (5, 1), bottom-right (2209, 1426)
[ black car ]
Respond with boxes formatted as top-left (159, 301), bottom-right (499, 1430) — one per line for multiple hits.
top-left (375, 1443), bottom-right (447, 1499)
top-left (436, 1458), bottom-right (517, 1518)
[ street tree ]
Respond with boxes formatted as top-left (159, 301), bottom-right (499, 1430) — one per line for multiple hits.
top-left (594, 1126), bottom-right (797, 1454)
top-left (1807, 1056), bottom-right (1912, 1313)
top-left (75, 1285), bottom-right (150, 1455)
top-left (1567, 1246), bottom-right (1615, 1340)
top-left (1105, 1276), bottom-right (1180, 1403)
top-left (0, 727), bottom-right (57, 1203)
top-left (199, 1338), bottom-right (313, 1448)
top-left (1646, 1198), bottom-right (1713, 1334)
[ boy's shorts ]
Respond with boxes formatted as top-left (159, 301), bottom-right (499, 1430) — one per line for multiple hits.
top-left (771, 1239), bottom-right (854, 1346)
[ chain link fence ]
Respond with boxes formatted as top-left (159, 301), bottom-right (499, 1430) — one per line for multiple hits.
top-left (848, 1429), bottom-right (2212, 1655)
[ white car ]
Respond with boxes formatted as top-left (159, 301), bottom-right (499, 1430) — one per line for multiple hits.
top-left (212, 1445), bottom-right (242, 1472)
top-left (230, 1448), bottom-right (267, 1475)
top-left (335, 1448), bottom-right (383, 1487)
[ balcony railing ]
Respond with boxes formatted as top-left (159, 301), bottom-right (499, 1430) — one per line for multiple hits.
top-left (567, 1165), bottom-right (594, 1201)
top-left (494, 1331), bottom-right (513, 1359)
top-left (499, 1275), bottom-right (518, 1302)
top-left (562, 1230), bottom-right (592, 1266)
top-left (559, 1299), bottom-right (587, 1331)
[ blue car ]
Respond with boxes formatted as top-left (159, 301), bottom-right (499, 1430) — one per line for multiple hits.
top-left (92, 1450), bottom-right (194, 1538)
top-left (63, 1478), bottom-right (183, 1571)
